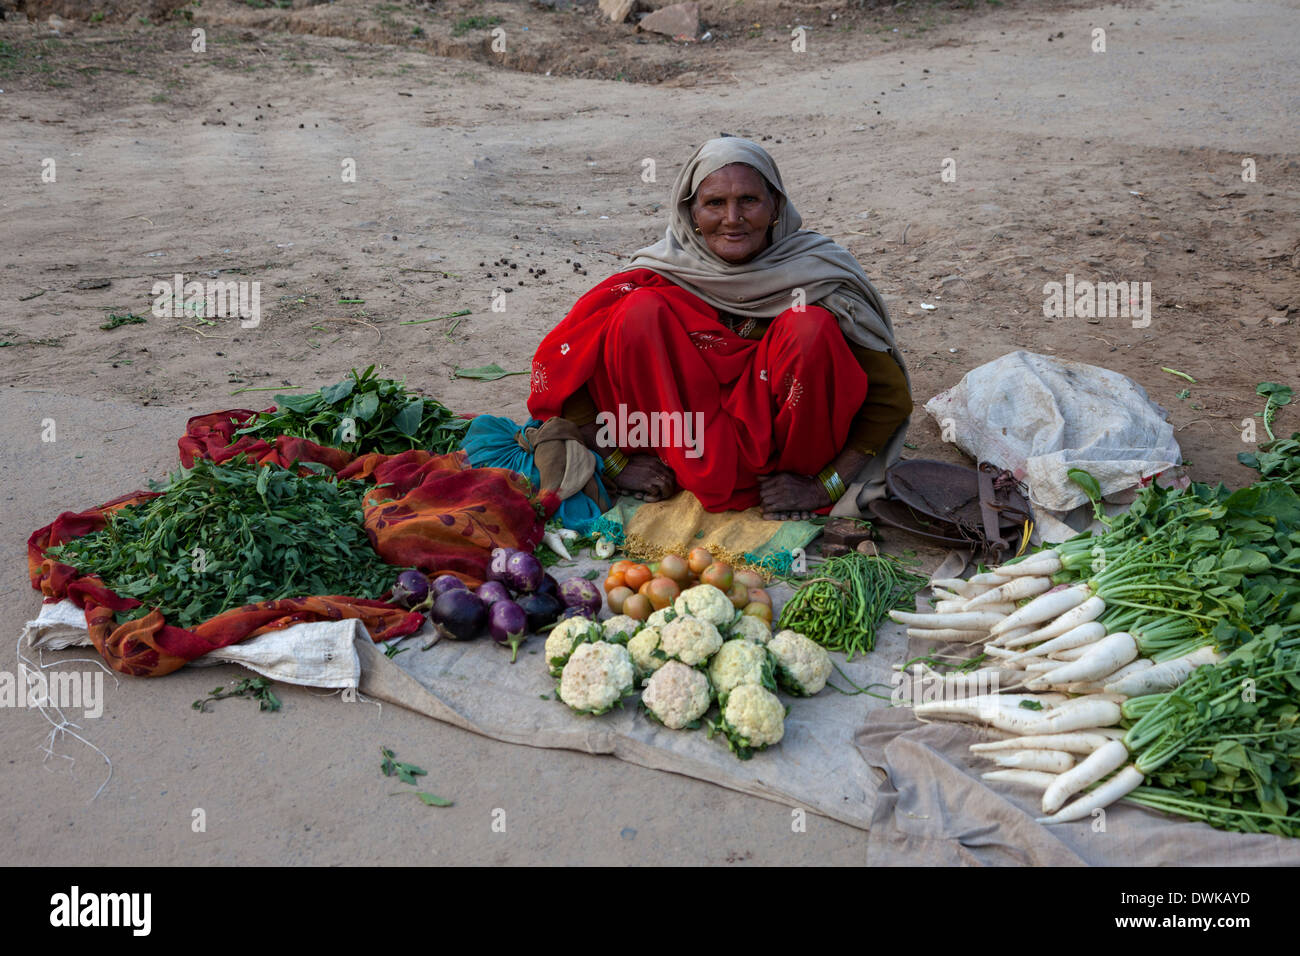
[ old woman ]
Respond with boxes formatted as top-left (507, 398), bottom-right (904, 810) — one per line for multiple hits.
top-left (527, 136), bottom-right (912, 521)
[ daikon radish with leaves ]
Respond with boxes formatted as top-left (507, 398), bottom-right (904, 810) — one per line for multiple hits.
top-left (1040, 741), bottom-right (1132, 814)
top-left (1027, 633), bottom-right (1138, 688)
top-left (995, 595), bottom-right (1106, 642)
top-left (889, 610), bottom-right (1009, 631)
top-left (963, 576), bottom-right (1053, 610)
top-left (993, 552), bottom-right (1063, 577)
top-left (984, 696), bottom-right (1123, 736)
top-left (971, 732), bottom-right (1114, 755)
top-left (906, 628), bottom-right (991, 643)
top-left (988, 750), bottom-right (1075, 773)
top-left (989, 583), bottom-right (1091, 634)
top-left (1005, 621), bottom-right (1106, 658)
top-left (1037, 766), bottom-right (1145, 824)
top-left (983, 769), bottom-right (1059, 790)
top-left (1104, 646), bottom-right (1221, 696)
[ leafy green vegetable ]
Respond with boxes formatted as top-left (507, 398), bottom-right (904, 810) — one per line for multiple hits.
top-left (453, 364), bottom-right (527, 382)
top-left (100, 312), bottom-right (146, 330)
top-left (235, 366), bottom-right (470, 456)
top-left (47, 457), bottom-right (403, 629)
top-left (380, 746), bottom-right (427, 786)
top-left (1255, 382), bottom-right (1293, 442)
top-left (415, 791), bottom-right (454, 807)
top-left (192, 677), bottom-right (282, 713)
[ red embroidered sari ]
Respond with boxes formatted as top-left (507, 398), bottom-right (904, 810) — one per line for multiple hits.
top-left (526, 268), bottom-right (868, 511)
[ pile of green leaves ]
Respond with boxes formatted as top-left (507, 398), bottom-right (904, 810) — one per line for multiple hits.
top-left (235, 365), bottom-right (470, 456)
top-left (46, 457), bottom-right (400, 629)
top-left (1048, 477), bottom-right (1300, 659)
top-left (1240, 432), bottom-right (1300, 487)
top-left (1121, 626), bottom-right (1300, 837)
top-left (777, 551), bottom-right (929, 659)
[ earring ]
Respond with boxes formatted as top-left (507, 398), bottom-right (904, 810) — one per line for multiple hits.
top-left (772, 218), bottom-right (780, 225)
top-left (694, 226), bottom-right (702, 234)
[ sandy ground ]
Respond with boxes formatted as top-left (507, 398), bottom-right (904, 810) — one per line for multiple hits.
top-left (1, 0), bottom-right (1298, 864)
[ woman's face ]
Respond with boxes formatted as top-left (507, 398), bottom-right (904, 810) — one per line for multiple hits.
top-left (688, 164), bottom-right (778, 264)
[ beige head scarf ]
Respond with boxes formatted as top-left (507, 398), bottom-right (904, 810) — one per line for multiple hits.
top-left (626, 136), bottom-right (911, 511)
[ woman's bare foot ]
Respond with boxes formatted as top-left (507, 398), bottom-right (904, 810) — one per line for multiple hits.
top-left (612, 454), bottom-right (678, 502)
top-left (757, 472), bottom-right (832, 521)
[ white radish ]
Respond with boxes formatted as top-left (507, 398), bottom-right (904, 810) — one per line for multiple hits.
top-left (968, 572), bottom-right (1012, 586)
top-left (938, 599), bottom-right (1017, 615)
top-left (984, 697), bottom-right (1122, 736)
top-left (971, 732), bottom-right (1114, 755)
top-left (998, 595), bottom-right (1105, 642)
top-left (930, 587), bottom-right (964, 602)
top-left (889, 610), bottom-right (1009, 631)
top-left (934, 599), bottom-right (967, 613)
top-left (985, 626), bottom-right (1035, 648)
top-left (1005, 620), bottom-right (1106, 657)
top-left (988, 750), bottom-right (1075, 773)
top-left (983, 769), bottom-right (1059, 790)
top-left (906, 628), bottom-right (991, 643)
top-left (1049, 644), bottom-right (1095, 662)
top-left (963, 576), bottom-right (1052, 610)
top-left (1092, 658), bottom-right (1153, 685)
top-left (1040, 740), bottom-right (1131, 814)
top-left (993, 553), bottom-right (1063, 577)
top-left (989, 583), bottom-right (1090, 635)
top-left (1027, 633), bottom-right (1137, 688)
top-left (912, 693), bottom-right (1065, 723)
top-left (1036, 765), bottom-right (1145, 824)
top-left (929, 578), bottom-right (978, 594)
top-left (1023, 661), bottom-right (1060, 673)
top-left (1104, 646), bottom-right (1222, 696)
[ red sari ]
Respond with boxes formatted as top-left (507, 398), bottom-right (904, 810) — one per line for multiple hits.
top-left (527, 268), bottom-right (869, 511)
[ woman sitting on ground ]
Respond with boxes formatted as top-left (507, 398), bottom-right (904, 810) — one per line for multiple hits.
top-left (527, 136), bottom-right (913, 521)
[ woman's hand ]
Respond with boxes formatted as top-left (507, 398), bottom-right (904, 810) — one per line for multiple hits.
top-left (757, 473), bottom-right (832, 521)
top-left (613, 454), bottom-right (678, 502)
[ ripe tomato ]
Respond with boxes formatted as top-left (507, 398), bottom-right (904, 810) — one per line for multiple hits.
top-left (658, 553), bottom-right (690, 584)
top-left (734, 569), bottom-right (766, 591)
top-left (745, 587), bottom-right (772, 608)
top-left (604, 573), bottom-right (626, 594)
top-left (610, 560), bottom-right (635, 578)
top-left (646, 576), bottom-right (680, 610)
top-left (607, 586), bottom-right (634, 614)
top-left (687, 547), bottom-right (713, 575)
top-left (624, 563), bottom-right (653, 591)
top-left (701, 561), bottom-right (734, 592)
top-left (623, 594), bottom-right (652, 621)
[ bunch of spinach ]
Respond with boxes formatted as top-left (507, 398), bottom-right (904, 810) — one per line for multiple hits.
top-left (47, 457), bottom-right (401, 629)
top-left (235, 365), bottom-right (470, 456)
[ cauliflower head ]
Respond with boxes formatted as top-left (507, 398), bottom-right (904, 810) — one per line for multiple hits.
top-left (768, 629), bottom-right (832, 696)
top-left (646, 607), bottom-right (676, 629)
top-left (559, 641), bottom-right (636, 715)
top-left (673, 584), bottom-right (735, 629)
top-left (626, 626), bottom-right (667, 681)
top-left (731, 615), bottom-right (772, 645)
top-left (544, 617), bottom-right (600, 677)
top-left (660, 615), bottom-right (723, 666)
top-left (602, 614), bottom-right (642, 642)
top-left (708, 639), bottom-right (775, 700)
top-left (720, 683), bottom-right (786, 756)
top-left (641, 661), bottom-right (712, 730)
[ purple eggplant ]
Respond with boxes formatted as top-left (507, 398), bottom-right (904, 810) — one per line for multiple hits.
top-left (430, 589), bottom-right (487, 640)
top-left (429, 574), bottom-right (468, 599)
top-left (489, 600), bottom-right (529, 663)
top-left (475, 580), bottom-right (512, 608)
top-left (504, 551), bottom-right (544, 593)
top-left (516, 592), bottom-right (562, 633)
top-left (537, 573), bottom-right (561, 598)
top-left (390, 570), bottom-right (430, 609)
top-left (558, 577), bottom-right (603, 617)
top-left (558, 605), bottom-right (593, 622)
top-left (487, 547), bottom-right (519, 587)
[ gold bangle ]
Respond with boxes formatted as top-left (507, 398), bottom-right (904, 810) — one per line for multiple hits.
top-left (817, 466), bottom-right (846, 504)
top-left (603, 449), bottom-right (629, 479)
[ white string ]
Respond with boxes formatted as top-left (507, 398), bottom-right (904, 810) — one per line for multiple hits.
top-left (15, 634), bottom-right (114, 801)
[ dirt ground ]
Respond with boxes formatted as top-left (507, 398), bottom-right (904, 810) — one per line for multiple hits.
top-left (1, 0), bottom-right (1297, 865)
